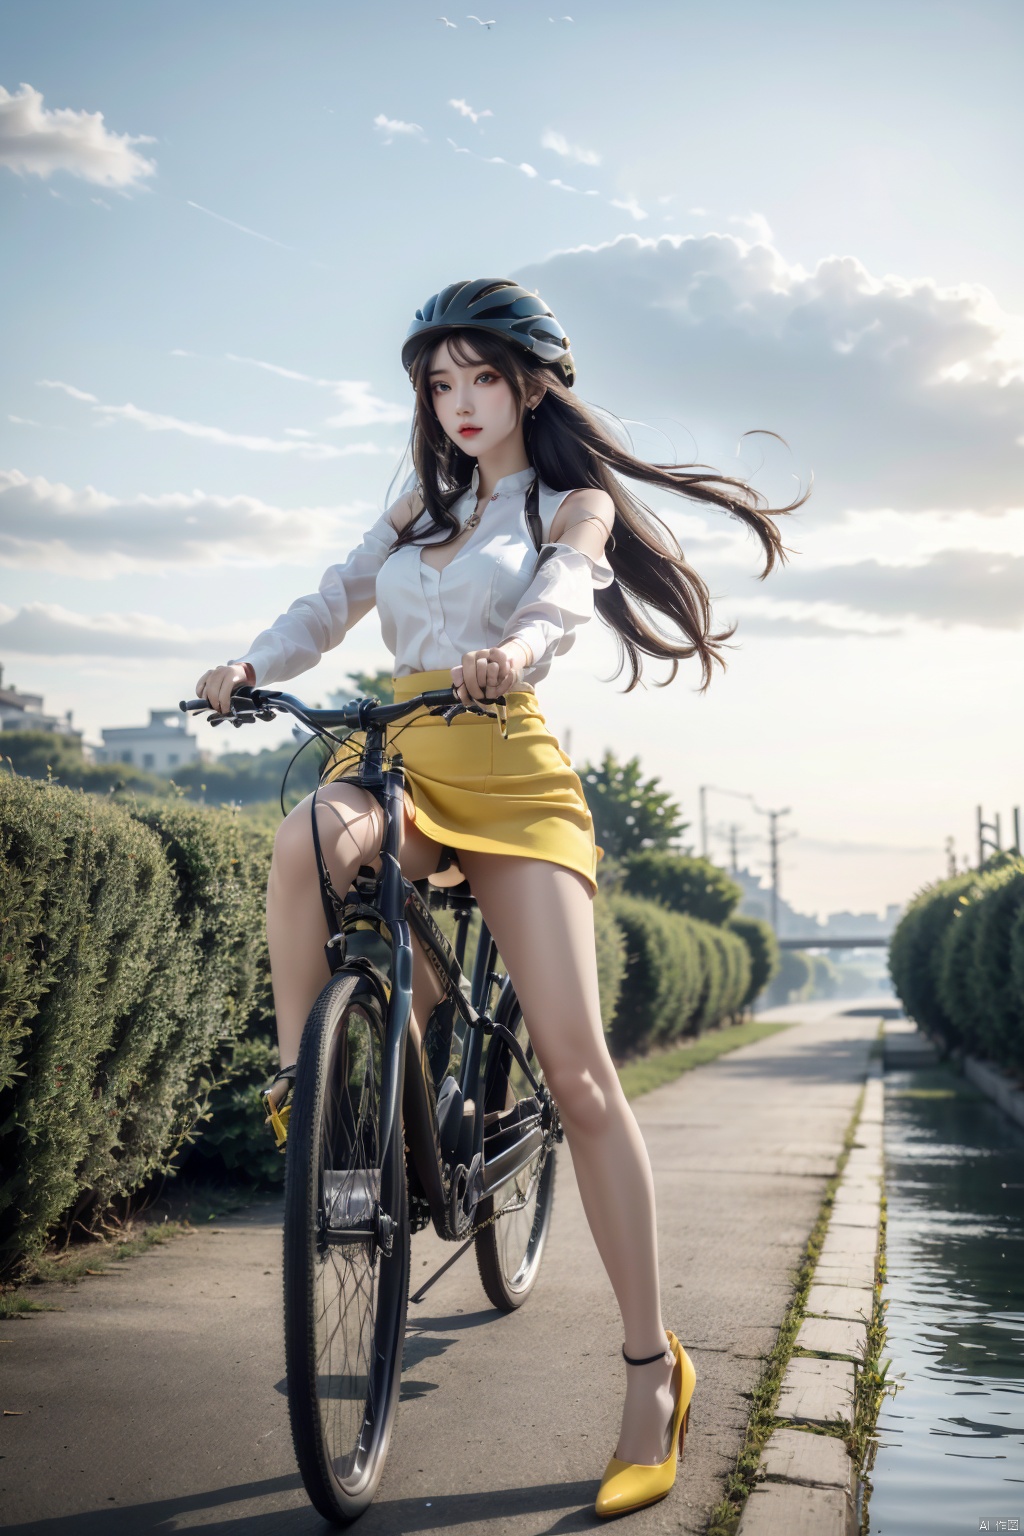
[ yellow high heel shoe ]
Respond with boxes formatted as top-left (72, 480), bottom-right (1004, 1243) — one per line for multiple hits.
top-left (594, 1329), bottom-right (696, 1519)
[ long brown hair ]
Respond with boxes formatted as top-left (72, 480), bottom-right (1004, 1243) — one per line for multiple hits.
top-left (398, 327), bottom-right (807, 690)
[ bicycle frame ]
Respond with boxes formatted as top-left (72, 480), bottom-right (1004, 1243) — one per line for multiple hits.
top-left (318, 719), bottom-right (547, 1248)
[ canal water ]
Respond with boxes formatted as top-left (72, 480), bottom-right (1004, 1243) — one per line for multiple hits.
top-left (869, 1064), bottom-right (1024, 1534)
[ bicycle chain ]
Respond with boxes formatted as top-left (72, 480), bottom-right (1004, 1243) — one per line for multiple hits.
top-left (465, 1140), bottom-right (551, 1238)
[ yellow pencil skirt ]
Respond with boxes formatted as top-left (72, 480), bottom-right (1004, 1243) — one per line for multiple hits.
top-left (323, 668), bottom-right (599, 895)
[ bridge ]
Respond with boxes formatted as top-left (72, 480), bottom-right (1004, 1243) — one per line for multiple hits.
top-left (776, 936), bottom-right (890, 950)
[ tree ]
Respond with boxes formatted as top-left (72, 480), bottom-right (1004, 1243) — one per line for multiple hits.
top-left (345, 669), bottom-right (395, 704)
top-left (622, 850), bottom-right (741, 925)
top-left (579, 751), bottom-right (689, 861)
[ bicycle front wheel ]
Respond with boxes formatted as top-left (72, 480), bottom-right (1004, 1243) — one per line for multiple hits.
top-left (283, 968), bottom-right (410, 1526)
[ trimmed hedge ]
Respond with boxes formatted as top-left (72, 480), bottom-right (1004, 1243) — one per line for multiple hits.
top-left (765, 948), bottom-right (814, 1008)
top-left (605, 893), bottom-right (751, 1057)
top-left (726, 914), bottom-right (780, 1008)
top-left (0, 777), bottom-right (272, 1275)
top-left (593, 894), bottom-right (627, 1032)
top-left (888, 853), bottom-right (1024, 1072)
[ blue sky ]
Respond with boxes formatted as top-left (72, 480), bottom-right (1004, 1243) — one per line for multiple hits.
top-left (2, 0), bottom-right (1022, 916)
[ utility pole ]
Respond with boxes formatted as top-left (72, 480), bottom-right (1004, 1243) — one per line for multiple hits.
top-left (945, 835), bottom-right (957, 879)
top-left (754, 804), bottom-right (793, 934)
top-left (1014, 807), bottom-right (1021, 855)
top-left (729, 822), bottom-right (740, 875)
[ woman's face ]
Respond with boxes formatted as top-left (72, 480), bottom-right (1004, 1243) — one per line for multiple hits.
top-left (427, 338), bottom-right (522, 458)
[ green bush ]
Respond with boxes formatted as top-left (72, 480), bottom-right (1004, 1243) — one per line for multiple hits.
top-left (593, 893), bottom-right (626, 1032)
top-left (765, 949), bottom-right (813, 1007)
top-left (714, 924), bottom-right (752, 1026)
top-left (621, 850), bottom-right (742, 925)
top-left (971, 863), bottom-right (1024, 1071)
top-left (606, 895), bottom-right (696, 1055)
top-left (0, 777), bottom-right (277, 1275)
top-left (810, 954), bottom-right (839, 999)
top-left (1, 729), bottom-right (170, 797)
top-left (727, 914), bottom-right (779, 1007)
top-left (3, 727), bottom-right (327, 809)
top-left (888, 870), bottom-right (978, 1042)
top-left (0, 778), bottom-right (181, 1271)
top-left (889, 854), bottom-right (1024, 1072)
top-left (605, 894), bottom-right (750, 1056)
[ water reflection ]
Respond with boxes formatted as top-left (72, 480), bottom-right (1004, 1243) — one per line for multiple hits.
top-left (870, 1068), bottom-right (1024, 1534)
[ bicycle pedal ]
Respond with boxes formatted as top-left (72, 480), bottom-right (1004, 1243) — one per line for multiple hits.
top-left (260, 1088), bottom-right (291, 1152)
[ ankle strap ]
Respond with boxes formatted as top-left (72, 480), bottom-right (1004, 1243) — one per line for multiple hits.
top-left (622, 1343), bottom-right (671, 1366)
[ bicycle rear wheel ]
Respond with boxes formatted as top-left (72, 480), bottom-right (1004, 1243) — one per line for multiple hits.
top-left (475, 989), bottom-right (557, 1311)
top-left (283, 968), bottom-right (409, 1526)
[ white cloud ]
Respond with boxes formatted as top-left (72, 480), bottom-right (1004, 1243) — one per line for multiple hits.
top-left (224, 354), bottom-right (410, 428)
top-left (729, 211), bottom-right (773, 245)
top-left (541, 128), bottom-right (601, 166)
top-left (520, 231), bottom-right (1024, 514)
top-left (449, 98), bottom-right (493, 124)
top-left (772, 549), bottom-right (1024, 629)
top-left (373, 113), bottom-right (426, 145)
top-left (447, 138), bottom-right (595, 194)
top-left (0, 602), bottom-right (236, 659)
top-left (0, 83), bottom-right (156, 189)
top-left (0, 468), bottom-right (368, 574)
top-left (186, 200), bottom-right (297, 252)
top-left (39, 379), bottom-right (98, 403)
top-left (37, 379), bottom-right (393, 459)
top-left (609, 195), bottom-right (648, 222)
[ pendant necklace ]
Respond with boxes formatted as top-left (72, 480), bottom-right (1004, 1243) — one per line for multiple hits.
top-left (465, 489), bottom-right (499, 531)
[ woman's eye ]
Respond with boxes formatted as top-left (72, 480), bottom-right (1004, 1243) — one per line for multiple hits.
top-left (476, 372), bottom-right (496, 384)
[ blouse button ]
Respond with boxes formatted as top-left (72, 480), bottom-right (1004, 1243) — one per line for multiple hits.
top-left (490, 493), bottom-right (499, 501)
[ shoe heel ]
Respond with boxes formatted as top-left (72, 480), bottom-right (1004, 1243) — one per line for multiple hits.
top-left (678, 1404), bottom-right (690, 1460)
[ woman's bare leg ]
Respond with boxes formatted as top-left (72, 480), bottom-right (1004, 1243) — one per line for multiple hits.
top-left (458, 851), bottom-right (679, 1466)
top-left (265, 783), bottom-right (444, 1099)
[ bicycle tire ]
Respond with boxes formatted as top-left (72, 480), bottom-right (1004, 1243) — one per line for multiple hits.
top-left (475, 991), bottom-right (557, 1311)
top-left (283, 968), bottom-right (410, 1526)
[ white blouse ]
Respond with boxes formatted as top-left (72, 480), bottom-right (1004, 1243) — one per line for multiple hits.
top-left (231, 464), bottom-right (614, 689)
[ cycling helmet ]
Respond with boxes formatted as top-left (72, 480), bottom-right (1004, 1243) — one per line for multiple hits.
top-left (401, 278), bottom-right (575, 387)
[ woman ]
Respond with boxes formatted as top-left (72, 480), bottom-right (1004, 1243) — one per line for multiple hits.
top-left (196, 278), bottom-right (798, 1518)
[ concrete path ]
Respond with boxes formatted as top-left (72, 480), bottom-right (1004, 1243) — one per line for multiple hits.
top-left (2, 1003), bottom-right (880, 1535)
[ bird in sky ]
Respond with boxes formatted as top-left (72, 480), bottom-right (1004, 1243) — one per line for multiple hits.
top-left (437, 15), bottom-right (458, 26)
top-left (466, 15), bottom-right (497, 27)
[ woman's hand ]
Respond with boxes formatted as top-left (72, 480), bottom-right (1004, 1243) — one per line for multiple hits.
top-left (195, 662), bottom-right (252, 715)
top-left (452, 641), bottom-right (531, 704)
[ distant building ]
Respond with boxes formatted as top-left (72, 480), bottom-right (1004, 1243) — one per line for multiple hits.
top-left (732, 864), bottom-right (902, 940)
top-left (0, 664), bottom-right (82, 739)
top-left (94, 709), bottom-right (199, 775)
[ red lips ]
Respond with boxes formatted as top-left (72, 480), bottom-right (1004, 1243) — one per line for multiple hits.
top-left (458, 426), bottom-right (482, 436)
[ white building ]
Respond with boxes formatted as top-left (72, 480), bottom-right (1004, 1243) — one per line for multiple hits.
top-left (94, 710), bottom-right (199, 775)
top-left (0, 665), bottom-right (82, 739)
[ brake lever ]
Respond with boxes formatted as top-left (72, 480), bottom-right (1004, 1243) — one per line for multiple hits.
top-left (431, 700), bottom-right (500, 726)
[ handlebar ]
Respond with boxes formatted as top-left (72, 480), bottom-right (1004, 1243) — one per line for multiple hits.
top-left (178, 684), bottom-right (506, 734)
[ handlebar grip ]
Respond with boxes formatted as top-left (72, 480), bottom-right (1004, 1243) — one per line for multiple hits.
top-left (179, 685), bottom-right (257, 714)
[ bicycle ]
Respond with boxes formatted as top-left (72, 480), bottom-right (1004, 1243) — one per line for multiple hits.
top-left (179, 682), bottom-right (562, 1526)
